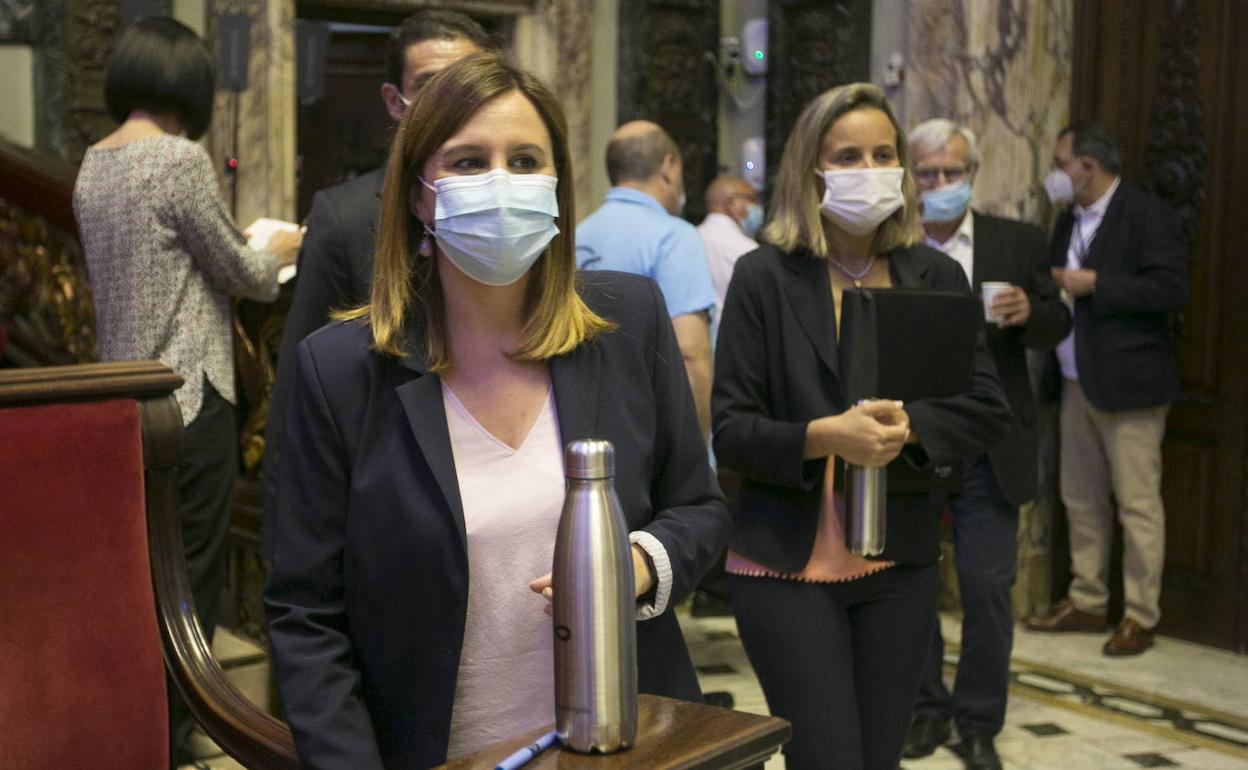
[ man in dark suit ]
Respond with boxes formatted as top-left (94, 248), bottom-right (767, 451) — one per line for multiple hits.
top-left (1025, 124), bottom-right (1187, 657)
top-left (262, 11), bottom-right (495, 553)
top-left (902, 120), bottom-right (1072, 770)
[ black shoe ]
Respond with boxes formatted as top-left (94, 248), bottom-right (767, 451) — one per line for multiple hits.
top-left (954, 733), bottom-right (1002, 770)
top-left (901, 713), bottom-right (951, 759)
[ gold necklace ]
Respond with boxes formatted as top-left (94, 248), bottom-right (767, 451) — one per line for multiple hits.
top-left (827, 253), bottom-right (876, 288)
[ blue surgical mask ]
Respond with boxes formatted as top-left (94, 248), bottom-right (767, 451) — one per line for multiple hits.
top-left (919, 180), bottom-right (972, 223)
top-left (741, 203), bottom-right (764, 237)
top-left (420, 169), bottom-right (560, 286)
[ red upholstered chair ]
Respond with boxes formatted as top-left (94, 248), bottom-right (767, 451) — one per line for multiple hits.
top-left (0, 362), bottom-right (297, 769)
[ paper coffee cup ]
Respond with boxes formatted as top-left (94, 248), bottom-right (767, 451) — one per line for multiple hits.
top-left (981, 282), bottom-right (1011, 324)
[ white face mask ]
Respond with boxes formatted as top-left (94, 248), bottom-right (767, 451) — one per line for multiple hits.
top-left (1043, 168), bottom-right (1075, 205)
top-left (420, 169), bottom-right (560, 286)
top-left (816, 167), bottom-right (906, 236)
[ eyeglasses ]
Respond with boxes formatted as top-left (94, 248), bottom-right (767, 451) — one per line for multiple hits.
top-left (913, 166), bottom-right (969, 184)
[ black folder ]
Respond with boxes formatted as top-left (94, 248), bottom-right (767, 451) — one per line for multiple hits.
top-left (837, 288), bottom-right (980, 405)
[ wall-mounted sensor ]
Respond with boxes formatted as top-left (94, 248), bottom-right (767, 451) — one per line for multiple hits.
top-left (742, 136), bottom-right (765, 190)
top-left (741, 18), bottom-right (767, 76)
top-left (883, 52), bottom-right (905, 88)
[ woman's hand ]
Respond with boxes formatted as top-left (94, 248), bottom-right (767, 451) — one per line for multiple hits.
top-left (528, 545), bottom-right (657, 614)
top-left (265, 228), bottom-right (303, 269)
top-left (807, 399), bottom-right (910, 466)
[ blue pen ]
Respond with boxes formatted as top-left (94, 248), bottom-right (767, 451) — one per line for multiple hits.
top-left (495, 729), bottom-right (559, 770)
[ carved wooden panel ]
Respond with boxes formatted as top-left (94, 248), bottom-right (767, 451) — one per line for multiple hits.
top-left (0, 140), bottom-right (95, 366)
top-left (65, 0), bottom-right (176, 165)
top-left (1141, 2), bottom-right (1207, 246)
top-left (0, 199), bottom-right (96, 366)
top-left (765, 0), bottom-right (871, 191)
top-left (616, 0), bottom-right (719, 224)
top-left (0, 0), bottom-right (36, 40)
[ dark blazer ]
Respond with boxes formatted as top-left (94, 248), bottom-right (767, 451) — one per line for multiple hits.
top-left (971, 212), bottom-right (1071, 505)
top-left (262, 168), bottom-right (384, 558)
top-left (1049, 181), bottom-right (1187, 411)
top-left (712, 243), bottom-right (1011, 572)
top-left (265, 271), bottom-right (730, 770)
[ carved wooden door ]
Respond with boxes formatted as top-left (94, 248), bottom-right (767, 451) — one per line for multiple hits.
top-left (1068, 0), bottom-right (1248, 651)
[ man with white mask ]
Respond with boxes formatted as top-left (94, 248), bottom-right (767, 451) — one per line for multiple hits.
top-left (577, 121), bottom-right (716, 435)
top-left (901, 119), bottom-right (1070, 770)
top-left (1025, 123), bottom-right (1187, 659)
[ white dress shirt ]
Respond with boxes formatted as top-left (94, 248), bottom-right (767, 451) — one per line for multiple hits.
top-left (1056, 177), bottom-right (1121, 381)
top-left (922, 210), bottom-right (975, 286)
top-left (697, 212), bottom-right (758, 322)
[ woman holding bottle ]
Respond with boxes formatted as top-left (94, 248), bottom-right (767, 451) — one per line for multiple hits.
top-left (712, 82), bottom-right (1010, 770)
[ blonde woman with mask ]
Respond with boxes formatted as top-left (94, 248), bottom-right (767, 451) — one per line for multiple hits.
top-left (711, 83), bottom-right (1010, 770)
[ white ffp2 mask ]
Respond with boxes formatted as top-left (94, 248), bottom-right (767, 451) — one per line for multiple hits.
top-left (816, 167), bottom-right (906, 236)
top-left (1043, 168), bottom-right (1075, 205)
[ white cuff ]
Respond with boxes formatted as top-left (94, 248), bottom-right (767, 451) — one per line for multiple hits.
top-left (629, 530), bottom-right (673, 621)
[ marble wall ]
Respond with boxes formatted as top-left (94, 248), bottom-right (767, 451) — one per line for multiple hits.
top-left (904, 0), bottom-right (1072, 225)
top-left (900, 0), bottom-right (1074, 616)
top-left (206, 0), bottom-right (296, 225)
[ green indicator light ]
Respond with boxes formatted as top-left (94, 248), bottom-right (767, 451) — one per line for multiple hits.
top-left (753, 50), bottom-right (765, 60)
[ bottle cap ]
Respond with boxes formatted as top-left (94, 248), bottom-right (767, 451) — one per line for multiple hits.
top-left (565, 439), bottom-right (615, 479)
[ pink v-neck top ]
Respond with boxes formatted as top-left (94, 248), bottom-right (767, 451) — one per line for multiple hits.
top-left (441, 383), bottom-right (564, 759)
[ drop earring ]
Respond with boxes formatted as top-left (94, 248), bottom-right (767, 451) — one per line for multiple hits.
top-left (418, 224), bottom-right (434, 257)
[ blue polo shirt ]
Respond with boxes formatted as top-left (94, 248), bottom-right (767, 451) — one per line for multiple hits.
top-left (576, 187), bottom-right (716, 318)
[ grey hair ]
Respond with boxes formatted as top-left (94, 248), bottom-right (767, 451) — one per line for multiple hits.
top-left (907, 118), bottom-right (979, 166)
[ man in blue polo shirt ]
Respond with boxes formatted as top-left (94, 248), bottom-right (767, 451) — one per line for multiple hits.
top-left (577, 120), bottom-right (716, 434)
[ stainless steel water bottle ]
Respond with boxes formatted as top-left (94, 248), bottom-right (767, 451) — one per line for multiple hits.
top-left (551, 439), bottom-right (637, 753)
top-left (845, 461), bottom-right (887, 556)
top-left (845, 397), bottom-right (889, 557)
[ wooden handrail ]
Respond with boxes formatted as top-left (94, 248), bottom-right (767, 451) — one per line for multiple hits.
top-left (0, 361), bottom-right (182, 405)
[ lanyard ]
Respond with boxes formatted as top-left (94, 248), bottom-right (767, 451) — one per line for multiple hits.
top-left (1070, 213), bottom-right (1092, 267)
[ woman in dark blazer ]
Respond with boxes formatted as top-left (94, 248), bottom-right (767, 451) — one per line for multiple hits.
top-left (712, 83), bottom-right (1011, 770)
top-left (265, 54), bottom-right (728, 770)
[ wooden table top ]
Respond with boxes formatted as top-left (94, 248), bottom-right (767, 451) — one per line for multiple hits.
top-left (436, 694), bottom-right (791, 770)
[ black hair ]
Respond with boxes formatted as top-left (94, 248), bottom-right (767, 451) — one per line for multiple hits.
top-left (383, 10), bottom-right (498, 89)
top-left (104, 17), bottom-right (215, 140)
top-left (1060, 121), bottom-right (1124, 175)
top-left (606, 127), bottom-right (679, 185)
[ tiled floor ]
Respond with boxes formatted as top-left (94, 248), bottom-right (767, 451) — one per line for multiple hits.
top-left (184, 611), bottom-right (1248, 770)
top-left (680, 610), bottom-right (1248, 770)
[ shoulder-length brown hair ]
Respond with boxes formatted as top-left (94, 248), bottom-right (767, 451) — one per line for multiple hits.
top-left (762, 82), bottom-right (919, 258)
top-left (343, 53), bottom-right (612, 370)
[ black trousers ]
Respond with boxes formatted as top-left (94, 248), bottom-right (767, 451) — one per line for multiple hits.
top-left (914, 456), bottom-right (1019, 737)
top-left (170, 379), bottom-right (236, 764)
top-left (731, 564), bottom-right (939, 770)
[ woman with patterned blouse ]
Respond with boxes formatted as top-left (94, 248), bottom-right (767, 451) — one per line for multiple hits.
top-left (71, 17), bottom-right (301, 764)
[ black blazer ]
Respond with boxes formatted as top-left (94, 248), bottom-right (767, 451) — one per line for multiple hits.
top-left (1049, 181), bottom-right (1187, 411)
top-left (262, 168), bottom-right (384, 558)
top-left (265, 271), bottom-right (729, 770)
top-left (971, 212), bottom-right (1071, 505)
top-left (712, 243), bottom-right (1011, 571)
